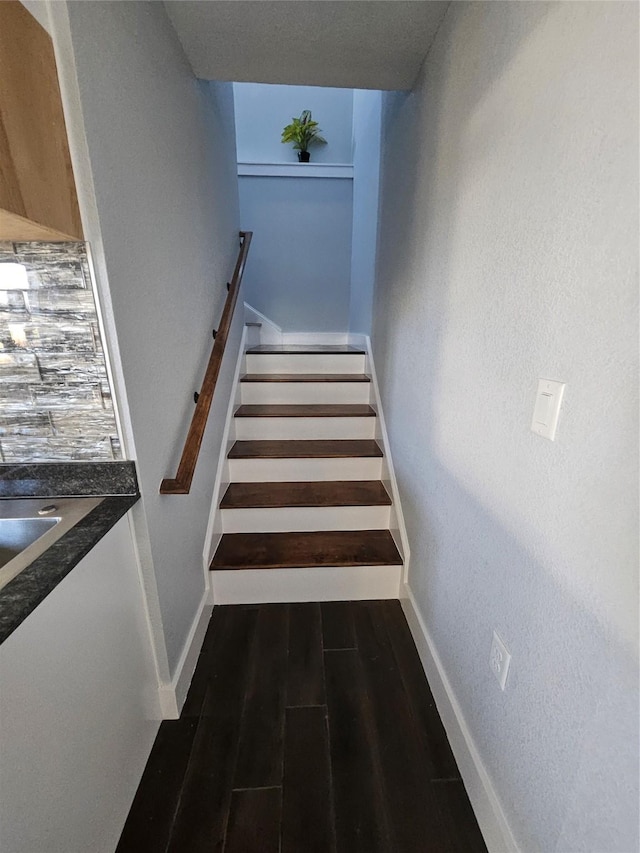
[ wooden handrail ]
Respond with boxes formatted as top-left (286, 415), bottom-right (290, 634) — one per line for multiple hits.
top-left (160, 231), bottom-right (253, 495)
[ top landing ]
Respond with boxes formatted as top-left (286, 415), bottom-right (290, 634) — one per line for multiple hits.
top-left (246, 345), bottom-right (366, 355)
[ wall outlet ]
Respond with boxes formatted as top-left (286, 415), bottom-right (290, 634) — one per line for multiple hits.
top-left (490, 630), bottom-right (511, 691)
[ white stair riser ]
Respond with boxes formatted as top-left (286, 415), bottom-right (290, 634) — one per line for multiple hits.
top-left (246, 354), bottom-right (366, 374)
top-left (234, 416), bottom-right (375, 441)
top-left (211, 564), bottom-right (402, 604)
top-left (221, 505), bottom-right (390, 533)
top-left (240, 382), bottom-right (371, 405)
top-left (228, 456), bottom-right (383, 482)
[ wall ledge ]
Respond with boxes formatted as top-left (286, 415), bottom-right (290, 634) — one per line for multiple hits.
top-left (238, 161), bottom-right (353, 179)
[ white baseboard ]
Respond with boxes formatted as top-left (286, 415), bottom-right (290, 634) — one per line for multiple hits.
top-left (281, 331), bottom-right (350, 345)
top-left (242, 306), bottom-right (351, 348)
top-left (202, 325), bottom-right (249, 571)
top-left (158, 592), bottom-right (213, 719)
top-left (347, 332), bottom-right (369, 350)
top-left (361, 337), bottom-right (411, 573)
top-left (244, 302), bottom-right (283, 344)
top-left (401, 585), bottom-right (520, 853)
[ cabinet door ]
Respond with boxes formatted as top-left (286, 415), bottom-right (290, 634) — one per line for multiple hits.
top-left (0, 0), bottom-right (83, 241)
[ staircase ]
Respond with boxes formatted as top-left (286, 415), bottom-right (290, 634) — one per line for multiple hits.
top-left (209, 344), bottom-right (404, 603)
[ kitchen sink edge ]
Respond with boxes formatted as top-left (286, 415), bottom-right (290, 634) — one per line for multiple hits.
top-left (0, 462), bottom-right (139, 645)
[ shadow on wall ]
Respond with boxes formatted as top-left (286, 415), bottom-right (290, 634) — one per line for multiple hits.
top-left (398, 456), bottom-right (639, 851)
top-left (372, 2), bottom-right (638, 850)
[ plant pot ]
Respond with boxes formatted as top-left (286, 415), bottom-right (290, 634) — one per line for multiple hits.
top-left (298, 150), bottom-right (311, 163)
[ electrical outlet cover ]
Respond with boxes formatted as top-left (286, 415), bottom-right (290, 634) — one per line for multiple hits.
top-left (490, 630), bottom-right (511, 691)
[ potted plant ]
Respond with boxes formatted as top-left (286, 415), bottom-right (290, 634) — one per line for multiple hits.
top-left (281, 110), bottom-right (327, 162)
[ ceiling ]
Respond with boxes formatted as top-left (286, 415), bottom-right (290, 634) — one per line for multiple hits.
top-left (164, 1), bottom-right (449, 91)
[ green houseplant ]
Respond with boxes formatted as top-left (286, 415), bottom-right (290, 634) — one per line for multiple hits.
top-left (281, 110), bottom-right (327, 162)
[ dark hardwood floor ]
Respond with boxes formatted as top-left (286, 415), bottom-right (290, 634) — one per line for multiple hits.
top-left (116, 601), bottom-right (487, 853)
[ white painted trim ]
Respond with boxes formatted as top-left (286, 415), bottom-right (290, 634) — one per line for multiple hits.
top-left (401, 586), bottom-right (520, 853)
top-left (246, 353), bottom-right (365, 374)
top-left (48, 2), bottom-right (137, 464)
top-left (124, 502), bottom-right (172, 684)
top-left (359, 336), bottom-right (412, 574)
top-left (202, 325), bottom-right (249, 579)
top-left (221, 504), bottom-right (390, 534)
top-left (241, 309), bottom-right (354, 349)
top-left (244, 302), bottom-right (283, 344)
top-left (47, 2), bottom-right (173, 691)
top-left (241, 381), bottom-right (371, 406)
top-left (158, 592), bottom-right (213, 719)
top-left (348, 332), bottom-right (369, 351)
top-left (228, 456), bottom-right (382, 483)
top-left (234, 416), bottom-right (375, 441)
top-left (212, 564), bottom-right (401, 605)
top-left (281, 331), bottom-right (351, 346)
top-left (238, 162), bottom-right (353, 179)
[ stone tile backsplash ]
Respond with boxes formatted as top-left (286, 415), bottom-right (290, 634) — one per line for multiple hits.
top-left (0, 241), bottom-right (121, 461)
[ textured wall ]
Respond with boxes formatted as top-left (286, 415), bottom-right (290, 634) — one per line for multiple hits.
top-left (234, 82), bottom-right (354, 164)
top-left (66, 1), bottom-right (241, 672)
top-left (0, 241), bottom-right (120, 461)
top-left (373, 3), bottom-right (638, 851)
top-left (239, 175), bottom-right (353, 332)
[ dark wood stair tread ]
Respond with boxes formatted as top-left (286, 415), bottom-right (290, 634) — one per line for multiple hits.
top-left (246, 345), bottom-right (365, 354)
top-left (210, 530), bottom-right (402, 570)
top-left (241, 373), bottom-right (370, 383)
top-left (228, 439), bottom-right (383, 459)
top-left (234, 404), bottom-right (375, 418)
top-left (220, 481), bottom-right (391, 509)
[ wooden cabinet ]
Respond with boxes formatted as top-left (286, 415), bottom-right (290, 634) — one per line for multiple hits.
top-left (0, 1), bottom-right (83, 241)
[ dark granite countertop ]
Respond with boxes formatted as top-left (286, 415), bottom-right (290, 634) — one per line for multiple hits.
top-left (0, 462), bottom-right (139, 645)
top-left (0, 461), bottom-right (138, 498)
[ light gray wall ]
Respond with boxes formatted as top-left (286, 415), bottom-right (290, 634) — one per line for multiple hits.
top-left (234, 82), bottom-right (353, 164)
top-left (66, 0), bottom-right (241, 672)
top-left (372, 3), bottom-right (638, 851)
top-left (239, 175), bottom-right (353, 332)
top-left (234, 83), bottom-right (355, 332)
top-left (0, 517), bottom-right (160, 853)
top-left (349, 89), bottom-right (382, 335)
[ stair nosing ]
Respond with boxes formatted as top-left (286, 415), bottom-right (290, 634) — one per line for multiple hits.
top-left (234, 404), bottom-right (376, 418)
top-left (227, 439), bottom-right (383, 459)
top-left (210, 529), bottom-right (402, 570)
top-left (240, 373), bottom-right (371, 383)
top-left (220, 480), bottom-right (392, 509)
top-left (246, 345), bottom-right (365, 355)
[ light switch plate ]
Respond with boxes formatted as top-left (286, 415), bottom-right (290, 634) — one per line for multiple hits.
top-left (531, 378), bottom-right (565, 440)
top-left (490, 631), bottom-right (511, 691)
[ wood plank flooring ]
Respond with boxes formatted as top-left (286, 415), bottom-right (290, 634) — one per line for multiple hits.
top-left (116, 601), bottom-right (486, 853)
